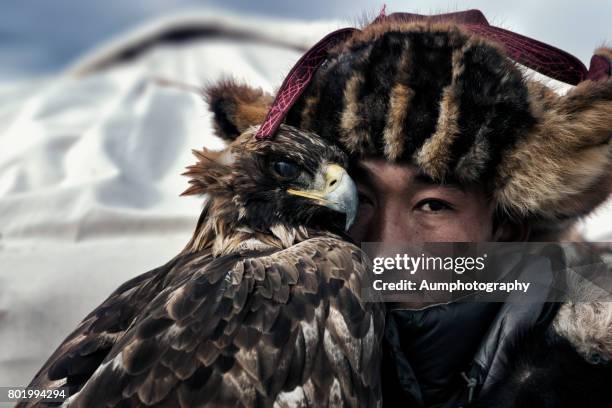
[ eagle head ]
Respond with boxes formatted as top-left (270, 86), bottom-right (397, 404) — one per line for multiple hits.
top-left (183, 124), bottom-right (358, 236)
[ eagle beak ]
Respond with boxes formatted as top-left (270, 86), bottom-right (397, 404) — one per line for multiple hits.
top-left (287, 164), bottom-right (358, 231)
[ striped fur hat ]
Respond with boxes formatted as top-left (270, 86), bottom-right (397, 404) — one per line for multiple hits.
top-left (205, 10), bottom-right (612, 239)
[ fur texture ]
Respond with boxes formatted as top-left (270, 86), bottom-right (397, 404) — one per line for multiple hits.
top-left (286, 21), bottom-right (536, 188)
top-left (204, 79), bottom-right (273, 141)
top-left (471, 328), bottom-right (612, 408)
top-left (595, 46), bottom-right (612, 65)
top-left (495, 77), bottom-right (612, 220)
top-left (554, 301), bottom-right (612, 364)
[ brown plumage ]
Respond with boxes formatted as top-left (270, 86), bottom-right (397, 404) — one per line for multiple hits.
top-left (20, 124), bottom-right (383, 407)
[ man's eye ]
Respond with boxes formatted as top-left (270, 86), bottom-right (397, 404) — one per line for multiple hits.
top-left (416, 199), bottom-right (453, 212)
top-left (273, 161), bottom-right (300, 179)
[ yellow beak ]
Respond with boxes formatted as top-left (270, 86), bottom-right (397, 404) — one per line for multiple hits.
top-left (287, 164), bottom-right (358, 230)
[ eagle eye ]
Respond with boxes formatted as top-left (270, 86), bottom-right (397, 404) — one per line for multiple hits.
top-left (273, 161), bottom-right (300, 179)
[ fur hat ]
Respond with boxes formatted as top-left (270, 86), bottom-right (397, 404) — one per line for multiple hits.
top-left (205, 10), bottom-right (612, 240)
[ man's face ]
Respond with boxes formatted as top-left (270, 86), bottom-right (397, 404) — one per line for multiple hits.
top-left (348, 158), bottom-right (496, 243)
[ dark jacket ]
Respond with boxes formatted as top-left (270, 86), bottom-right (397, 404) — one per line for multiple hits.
top-left (382, 248), bottom-right (612, 408)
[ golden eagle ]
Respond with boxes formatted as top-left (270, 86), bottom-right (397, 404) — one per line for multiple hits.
top-left (20, 83), bottom-right (384, 407)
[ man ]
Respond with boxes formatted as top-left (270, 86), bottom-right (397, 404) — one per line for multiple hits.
top-left (206, 9), bottom-right (612, 406)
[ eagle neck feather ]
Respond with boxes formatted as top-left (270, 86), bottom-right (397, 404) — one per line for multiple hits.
top-left (183, 197), bottom-right (311, 256)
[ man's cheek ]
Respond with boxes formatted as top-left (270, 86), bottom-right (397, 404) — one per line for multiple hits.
top-left (420, 217), bottom-right (493, 242)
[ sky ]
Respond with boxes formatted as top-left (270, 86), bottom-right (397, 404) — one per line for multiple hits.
top-left (1, 0), bottom-right (610, 81)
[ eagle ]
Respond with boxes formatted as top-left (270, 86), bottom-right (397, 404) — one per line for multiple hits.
top-left (20, 83), bottom-right (384, 407)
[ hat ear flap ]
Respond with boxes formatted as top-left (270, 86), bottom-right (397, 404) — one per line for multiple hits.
top-left (205, 79), bottom-right (273, 142)
top-left (551, 59), bottom-right (612, 217)
top-left (495, 57), bottom-right (612, 220)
